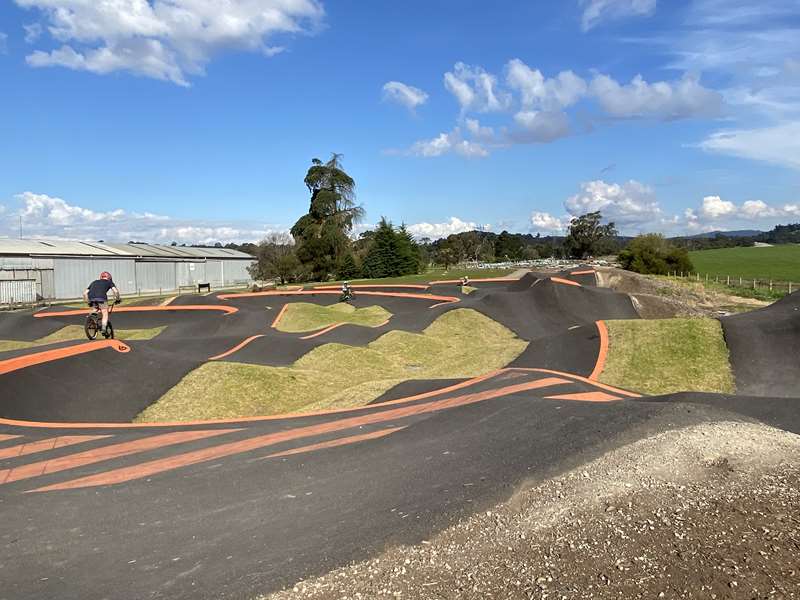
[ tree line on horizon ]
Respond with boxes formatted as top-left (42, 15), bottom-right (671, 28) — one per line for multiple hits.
top-left (243, 153), bottom-right (798, 283)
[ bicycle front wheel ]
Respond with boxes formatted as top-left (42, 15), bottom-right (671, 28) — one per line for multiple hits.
top-left (85, 316), bottom-right (100, 340)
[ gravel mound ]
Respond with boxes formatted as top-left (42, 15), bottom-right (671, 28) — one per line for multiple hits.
top-left (264, 421), bottom-right (800, 599)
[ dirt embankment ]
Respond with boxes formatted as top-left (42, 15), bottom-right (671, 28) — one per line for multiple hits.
top-left (595, 268), bottom-right (768, 319)
top-left (265, 421), bottom-right (800, 600)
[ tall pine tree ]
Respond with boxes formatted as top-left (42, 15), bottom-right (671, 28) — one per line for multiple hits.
top-left (290, 154), bottom-right (365, 280)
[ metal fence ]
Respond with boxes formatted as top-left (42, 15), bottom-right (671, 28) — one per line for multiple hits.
top-left (0, 279), bottom-right (37, 306)
top-left (668, 271), bottom-right (796, 296)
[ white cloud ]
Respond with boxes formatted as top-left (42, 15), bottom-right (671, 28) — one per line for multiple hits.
top-left (444, 62), bottom-right (511, 113)
top-left (409, 128), bottom-right (489, 159)
top-left (685, 195), bottom-right (799, 231)
top-left (506, 59), bottom-right (587, 110)
top-left (399, 58), bottom-right (725, 158)
top-left (6, 192), bottom-right (284, 244)
top-left (382, 81), bottom-right (428, 112)
top-left (740, 199), bottom-right (781, 219)
top-left (579, 0), bottom-right (656, 32)
top-left (699, 195), bottom-right (736, 219)
top-left (406, 217), bottom-right (486, 240)
top-left (699, 122), bottom-right (800, 170)
top-left (511, 110), bottom-right (571, 143)
top-left (565, 180), bottom-right (663, 226)
top-left (15, 0), bottom-right (324, 86)
top-left (530, 212), bottom-right (566, 233)
top-left (464, 118), bottom-right (495, 143)
top-left (0, 32), bottom-right (8, 54)
top-left (23, 23), bottom-right (42, 43)
top-left (590, 73), bottom-right (722, 120)
top-left (666, 1), bottom-right (800, 170)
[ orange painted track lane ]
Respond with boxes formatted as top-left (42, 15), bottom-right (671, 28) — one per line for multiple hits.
top-left (218, 289), bottom-right (460, 305)
top-left (312, 284), bottom-right (430, 290)
top-left (569, 270), bottom-right (596, 276)
top-left (208, 335), bottom-right (266, 361)
top-left (429, 277), bottom-right (519, 285)
top-left (2, 429), bottom-right (240, 486)
top-left (34, 305), bottom-right (238, 318)
top-left (549, 277), bottom-right (582, 287)
top-left (299, 323), bottom-right (345, 340)
top-left (270, 303), bottom-right (290, 329)
top-left (298, 316), bottom-right (391, 341)
top-left (262, 427), bottom-right (406, 459)
top-left (589, 320), bottom-right (609, 381)
top-left (0, 435), bottom-right (110, 460)
top-left (30, 377), bottom-right (571, 491)
top-left (0, 434), bottom-right (22, 442)
top-left (0, 339), bottom-right (131, 376)
top-left (543, 391), bottom-right (621, 402)
top-left (511, 367), bottom-right (641, 398)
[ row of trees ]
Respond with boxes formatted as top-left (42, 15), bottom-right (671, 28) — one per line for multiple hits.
top-left (246, 152), bottom-right (726, 282)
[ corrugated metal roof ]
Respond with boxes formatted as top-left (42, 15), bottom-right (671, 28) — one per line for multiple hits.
top-left (0, 239), bottom-right (254, 259)
top-left (0, 239), bottom-right (126, 256)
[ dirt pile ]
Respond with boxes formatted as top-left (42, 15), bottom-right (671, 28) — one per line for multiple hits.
top-left (266, 421), bottom-right (800, 599)
top-left (596, 268), bottom-right (767, 318)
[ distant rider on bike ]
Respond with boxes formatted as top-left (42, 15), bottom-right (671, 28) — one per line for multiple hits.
top-left (83, 271), bottom-right (121, 335)
top-left (340, 281), bottom-right (353, 302)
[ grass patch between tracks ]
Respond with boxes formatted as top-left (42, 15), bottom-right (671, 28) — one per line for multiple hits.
top-left (0, 325), bottom-right (166, 352)
top-left (135, 308), bottom-right (527, 422)
top-left (598, 318), bottom-right (735, 395)
top-left (276, 302), bottom-right (392, 333)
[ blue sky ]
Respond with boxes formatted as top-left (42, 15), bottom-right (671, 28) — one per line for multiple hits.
top-left (0, 0), bottom-right (799, 243)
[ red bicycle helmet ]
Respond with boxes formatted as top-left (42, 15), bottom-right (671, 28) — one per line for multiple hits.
top-left (100, 271), bottom-right (112, 280)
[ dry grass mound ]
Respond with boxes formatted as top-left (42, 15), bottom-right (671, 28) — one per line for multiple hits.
top-left (135, 309), bottom-right (527, 422)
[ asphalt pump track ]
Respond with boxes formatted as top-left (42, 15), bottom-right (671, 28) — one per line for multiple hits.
top-left (0, 268), bottom-right (798, 599)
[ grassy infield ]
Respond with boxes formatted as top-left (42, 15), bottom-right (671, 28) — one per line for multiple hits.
top-left (276, 302), bottom-right (391, 333)
top-left (599, 319), bottom-right (734, 395)
top-left (137, 309), bottom-right (528, 422)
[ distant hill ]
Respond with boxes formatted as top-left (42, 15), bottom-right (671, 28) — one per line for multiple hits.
top-left (684, 230), bottom-right (763, 239)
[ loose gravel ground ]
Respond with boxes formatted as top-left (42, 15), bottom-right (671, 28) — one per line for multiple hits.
top-left (596, 268), bottom-right (768, 318)
top-left (263, 421), bottom-right (800, 599)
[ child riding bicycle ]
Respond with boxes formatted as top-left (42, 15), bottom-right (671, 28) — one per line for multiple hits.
top-left (83, 271), bottom-right (121, 335)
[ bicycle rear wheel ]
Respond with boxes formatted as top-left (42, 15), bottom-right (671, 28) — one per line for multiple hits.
top-left (85, 315), bottom-right (100, 340)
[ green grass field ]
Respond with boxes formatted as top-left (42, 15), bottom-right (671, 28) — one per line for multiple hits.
top-left (689, 245), bottom-right (800, 282)
top-left (275, 302), bottom-right (392, 333)
top-left (599, 318), bottom-right (735, 396)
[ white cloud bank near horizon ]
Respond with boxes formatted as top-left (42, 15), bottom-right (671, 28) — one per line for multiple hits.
top-left (3, 188), bottom-right (798, 246)
top-left (14, 0), bottom-right (324, 86)
top-left (1, 192), bottom-right (286, 245)
top-left (529, 179), bottom-right (800, 237)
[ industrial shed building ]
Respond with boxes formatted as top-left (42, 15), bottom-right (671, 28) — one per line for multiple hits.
top-left (0, 240), bottom-right (255, 302)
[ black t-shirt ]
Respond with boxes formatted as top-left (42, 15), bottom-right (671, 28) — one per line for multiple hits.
top-left (87, 279), bottom-right (115, 301)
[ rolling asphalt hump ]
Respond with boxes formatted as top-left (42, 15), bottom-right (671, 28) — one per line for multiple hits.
top-left (1, 267), bottom-right (799, 599)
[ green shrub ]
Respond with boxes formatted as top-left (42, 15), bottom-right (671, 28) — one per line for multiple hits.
top-left (619, 234), bottom-right (694, 275)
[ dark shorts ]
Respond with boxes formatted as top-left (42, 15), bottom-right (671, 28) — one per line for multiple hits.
top-left (89, 299), bottom-right (108, 310)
